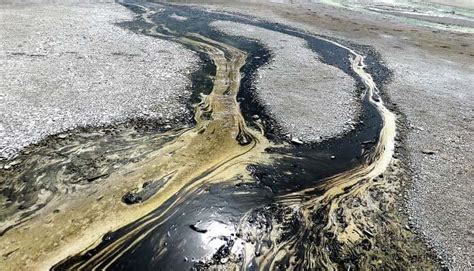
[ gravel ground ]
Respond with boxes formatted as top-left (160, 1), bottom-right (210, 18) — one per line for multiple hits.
top-left (212, 20), bottom-right (357, 143)
top-left (0, 2), bottom-right (198, 160)
top-left (384, 45), bottom-right (474, 269)
top-left (201, 1), bottom-right (473, 268)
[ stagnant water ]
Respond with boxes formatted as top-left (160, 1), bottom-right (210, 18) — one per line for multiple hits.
top-left (0, 1), bottom-right (437, 270)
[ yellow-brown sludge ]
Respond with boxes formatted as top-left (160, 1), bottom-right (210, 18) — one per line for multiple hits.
top-left (0, 9), bottom-right (273, 269)
top-left (0, 3), bottom-right (437, 270)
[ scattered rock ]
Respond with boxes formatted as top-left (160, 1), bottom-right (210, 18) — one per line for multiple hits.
top-left (189, 224), bottom-right (208, 233)
top-left (421, 150), bottom-right (437, 155)
top-left (3, 160), bottom-right (21, 170)
top-left (291, 137), bottom-right (304, 145)
top-left (122, 192), bottom-right (142, 205)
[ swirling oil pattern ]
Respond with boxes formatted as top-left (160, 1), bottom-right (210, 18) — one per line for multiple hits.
top-left (47, 1), bottom-right (438, 270)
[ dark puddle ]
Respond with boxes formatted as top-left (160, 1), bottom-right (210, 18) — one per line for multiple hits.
top-left (53, 1), bottom-right (396, 269)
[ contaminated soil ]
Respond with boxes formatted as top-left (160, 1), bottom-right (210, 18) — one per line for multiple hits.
top-left (185, 0), bottom-right (474, 269)
top-left (0, 0), bottom-right (472, 270)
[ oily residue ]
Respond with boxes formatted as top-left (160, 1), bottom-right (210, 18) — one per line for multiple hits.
top-left (1, 1), bottom-right (436, 270)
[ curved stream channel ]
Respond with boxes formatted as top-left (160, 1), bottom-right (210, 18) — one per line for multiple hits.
top-left (0, 1), bottom-right (437, 270)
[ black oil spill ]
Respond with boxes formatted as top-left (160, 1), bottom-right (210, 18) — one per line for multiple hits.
top-left (52, 179), bottom-right (275, 270)
top-left (119, 0), bottom-right (387, 142)
top-left (52, 1), bottom-right (395, 270)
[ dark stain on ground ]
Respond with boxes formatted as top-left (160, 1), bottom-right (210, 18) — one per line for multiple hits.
top-left (51, 1), bottom-right (437, 270)
top-left (51, 1), bottom-right (386, 269)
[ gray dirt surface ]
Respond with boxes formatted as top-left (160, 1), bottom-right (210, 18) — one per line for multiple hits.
top-left (212, 20), bottom-right (358, 143)
top-left (385, 45), bottom-right (474, 269)
top-left (0, 2), bottom-right (198, 160)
